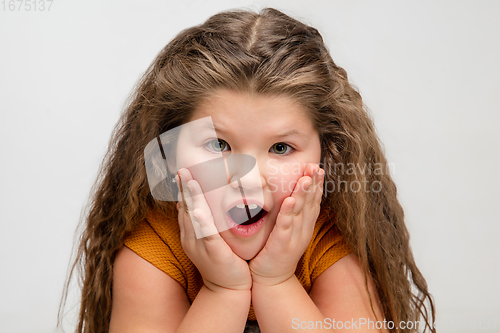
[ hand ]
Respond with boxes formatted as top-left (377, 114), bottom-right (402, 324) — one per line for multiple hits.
top-left (176, 168), bottom-right (253, 293)
top-left (249, 163), bottom-right (325, 286)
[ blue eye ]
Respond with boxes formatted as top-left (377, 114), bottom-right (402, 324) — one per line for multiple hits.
top-left (271, 142), bottom-right (293, 155)
top-left (206, 139), bottom-right (230, 153)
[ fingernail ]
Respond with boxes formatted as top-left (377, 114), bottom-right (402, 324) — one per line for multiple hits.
top-left (187, 183), bottom-right (193, 192)
top-left (305, 182), bottom-right (312, 190)
top-left (318, 169), bottom-right (325, 178)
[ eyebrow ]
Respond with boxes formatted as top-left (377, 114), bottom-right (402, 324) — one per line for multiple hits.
top-left (202, 124), bottom-right (224, 133)
top-left (273, 129), bottom-right (306, 138)
top-left (203, 125), bottom-right (306, 138)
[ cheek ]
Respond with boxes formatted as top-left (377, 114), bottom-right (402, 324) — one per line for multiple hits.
top-left (202, 186), bottom-right (226, 226)
top-left (268, 167), bottom-right (303, 199)
top-left (175, 147), bottom-right (193, 171)
top-left (176, 148), bottom-right (210, 171)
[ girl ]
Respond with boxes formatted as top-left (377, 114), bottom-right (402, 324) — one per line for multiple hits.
top-left (58, 7), bottom-right (435, 333)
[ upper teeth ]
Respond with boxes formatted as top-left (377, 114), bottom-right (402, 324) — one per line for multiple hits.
top-left (236, 203), bottom-right (259, 210)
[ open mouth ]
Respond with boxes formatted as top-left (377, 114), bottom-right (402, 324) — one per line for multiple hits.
top-left (227, 203), bottom-right (267, 226)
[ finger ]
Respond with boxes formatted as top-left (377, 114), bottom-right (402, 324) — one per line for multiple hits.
top-left (270, 197), bottom-right (295, 246)
top-left (178, 190), bottom-right (199, 242)
top-left (304, 164), bottom-right (324, 207)
top-left (179, 169), bottom-right (202, 238)
top-left (178, 168), bottom-right (194, 212)
top-left (278, 197), bottom-right (295, 231)
top-left (191, 208), bottom-right (234, 261)
top-left (304, 165), bottom-right (320, 208)
top-left (303, 163), bottom-right (317, 179)
top-left (184, 177), bottom-right (222, 239)
top-left (187, 179), bottom-right (215, 225)
top-left (192, 208), bottom-right (220, 241)
top-left (301, 171), bottom-right (324, 236)
top-left (314, 169), bottom-right (325, 204)
top-left (290, 178), bottom-right (312, 241)
top-left (291, 176), bottom-right (312, 217)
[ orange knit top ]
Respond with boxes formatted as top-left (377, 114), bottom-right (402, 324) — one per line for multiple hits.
top-left (123, 207), bottom-right (351, 321)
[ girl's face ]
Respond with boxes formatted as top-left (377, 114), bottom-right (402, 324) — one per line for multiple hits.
top-left (176, 89), bottom-right (321, 260)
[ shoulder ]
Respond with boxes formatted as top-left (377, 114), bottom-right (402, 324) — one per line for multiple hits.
top-left (123, 212), bottom-right (190, 286)
top-left (309, 253), bottom-right (388, 332)
top-left (307, 214), bottom-right (352, 280)
top-left (109, 245), bottom-right (190, 332)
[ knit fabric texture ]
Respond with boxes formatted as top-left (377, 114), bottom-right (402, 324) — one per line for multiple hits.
top-left (123, 207), bottom-right (352, 321)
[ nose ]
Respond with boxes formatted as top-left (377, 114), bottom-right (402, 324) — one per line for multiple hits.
top-left (227, 154), bottom-right (266, 191)
top-left (229, 166), bottom-right (266, 190)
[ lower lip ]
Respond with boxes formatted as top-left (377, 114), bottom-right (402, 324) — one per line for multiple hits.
top-left (226, 211), bottom-right (267, 238)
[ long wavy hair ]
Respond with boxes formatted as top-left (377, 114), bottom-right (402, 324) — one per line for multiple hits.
top-left (58, 7), bottom-right (435, 333)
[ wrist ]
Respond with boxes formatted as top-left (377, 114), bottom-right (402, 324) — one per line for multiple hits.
top-left (203, 279), bottom-right (253, 294)
top-left (250, 272), bottom-right (295, 287)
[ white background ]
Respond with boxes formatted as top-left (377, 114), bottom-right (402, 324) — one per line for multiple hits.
top-left (1, 0), bottom-right (499, 332)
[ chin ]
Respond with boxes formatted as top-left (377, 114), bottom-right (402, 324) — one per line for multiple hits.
top-left (227, 241), bottom-right (264, 261)
top-left (236, 249), bottom-right (259, 261)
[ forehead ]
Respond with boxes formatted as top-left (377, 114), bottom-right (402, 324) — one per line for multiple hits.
top-left (190, 90), bottom-right (315, 133)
